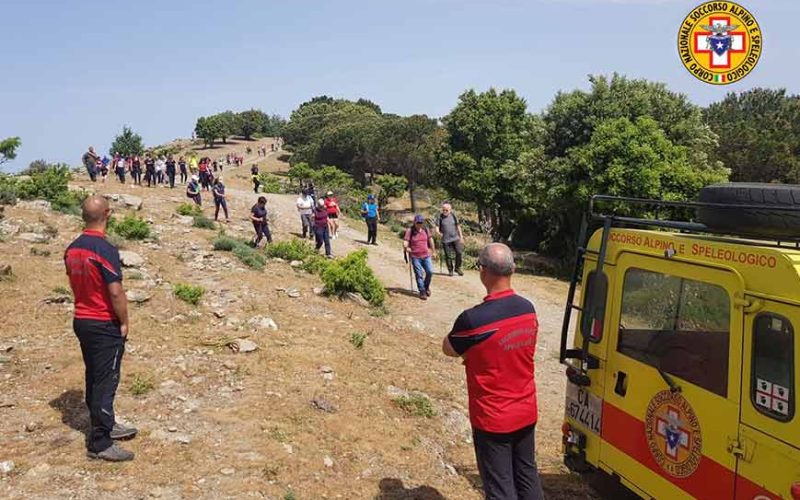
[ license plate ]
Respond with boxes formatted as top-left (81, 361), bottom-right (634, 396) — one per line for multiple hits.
top-left (565, 381), bottom-right (602, 435)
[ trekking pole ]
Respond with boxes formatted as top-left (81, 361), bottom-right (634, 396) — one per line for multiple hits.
top-left (404, 249), bottom-right (415, 293)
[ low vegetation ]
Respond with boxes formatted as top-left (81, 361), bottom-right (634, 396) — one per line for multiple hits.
top-left (173, 283), bottom-right (205, 305)
top-left (393, 393), bottom-right (437, 418)
top-left (129, 373), bottom-right (155, 396)
top-left (212, 234), bottom-right (266, 270)
top-left (264, 239), bottom-right (315, 261)
top-left (192, 215), bottom-right (216, 229)
top-left (349, 331), bottom-right (369, 350)
top-left (257, 173), bottom-right (284, 194)
top-left (109, 215), bottom-right (151, 240)
top-left (176, 202), bottom-right (202, 216)
top-left (0, 163), bottom-right (88, 214)
top-left (321, 249), bottom-right (385, 306)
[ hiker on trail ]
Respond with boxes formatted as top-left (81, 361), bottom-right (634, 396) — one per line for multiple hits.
top-left (307, 181), bottom-right (317, 206)
top-left (250, 196), bottom-right (272, 247)
top-left (198, 158), bottom-right (210, 191)
top-left (178, 157), bottom-right (187, 184)
top-left (99, 157), bottom-right (108, 183)
top-left (296, 189), bottom-right (314, 240)
top-left (212, 177), bottom-right (229, 223)
top-left (314, 198), bottom-right (333, 258)
top-left (436, 203), bottom-right (465, 277)
top-left (144, 154), bottom-right (156, 187)
top-left (404, 215), bottom-right (436, 300)
top-left (186, 175), bottom-right (202, 206)
top-left (251, 164), bottom-right (260, 193)
top-left (155, 156), bottom-right (166, 185)
top-left (189, 155), bottom-right (198, 174)
top-left (82, 146), bottom-right (99, 182)
top-left (131, 156), bottom-right (142, 185)
top-left (217, 156), bottom-right (225, 171)
top-left (442, 243), bottom-right (544, 500)
top-left (324, 191), bottom-right (341, 240)
top-left (361, 194), bottom-right (379, 245)
top-left (165, 155), bottom-right (177, 188)
top-left (114, 154), bottom-right (126, 184)
top-left (64, 195), bottom-right (137, 462)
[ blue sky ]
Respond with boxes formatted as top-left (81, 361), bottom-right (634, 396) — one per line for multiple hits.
top-left (2, 0), bottom-right (798, 171)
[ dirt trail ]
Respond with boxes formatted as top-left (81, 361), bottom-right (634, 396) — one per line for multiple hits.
top-left (0, 138), bottom-right (591, 500)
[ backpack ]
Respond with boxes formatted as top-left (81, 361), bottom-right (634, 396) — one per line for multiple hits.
top-left (437, 212), bottom-right (459, 233)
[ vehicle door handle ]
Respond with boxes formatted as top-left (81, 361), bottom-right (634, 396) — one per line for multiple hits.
top-left (614, 371), bottom-right (628, 397)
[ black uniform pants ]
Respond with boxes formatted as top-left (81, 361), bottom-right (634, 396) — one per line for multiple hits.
top-left (74, 319), bottom-right (125, 453)
top-left (366, 216), bottom-right (378, 244)
top-left (253, 221), bottom-right (272, 245)
top-left (167, 168), bottom-right (176, 188)
top-left (443, 240), bottom-right (464, 273)
top-left (472, 424), bottom-right (544, 500)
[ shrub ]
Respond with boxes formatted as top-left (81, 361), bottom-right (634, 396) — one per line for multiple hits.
top-left (349, 331), bottom-right (369, 349)
top-left (173, 283), bottom-right (205, 305)
top-left (192, 215), bottom-right (217, 229)
top-left (212, 235), bottom-right (239, 251)
top-left (300, 254), bottom-right (332, 275)
top-left (232, 244), bottom-right (266, 270)
top-left (15, 163), bottom-right (71, 202)
top-left (0, 176), bottom-right (17, 205)
top-left (109, 215), bottom-right (151, 240)
top-left (176, 202), bottom-right (202, 216)
top-left (129, 373), bottom-right (155, 396)
top-left (321, 249), bottom-right (385, 306)
top-left (258, 173), bottom-right (283, 193)
top-left (375, 174), bottom-right (407, 209)
top-left (52, 285), bottom-right (72, 296)
top-left (52, 190), bottom-right (87, 215)
top-left (394, 394), bottom-right (436, 418)
top-left (265, 239), bottom-right (315, 261)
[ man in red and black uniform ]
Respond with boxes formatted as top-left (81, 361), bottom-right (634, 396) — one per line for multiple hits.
top-left (443, 243), bottom-right (543, 499)
top-left (64, 196), bottom-right (136, 462)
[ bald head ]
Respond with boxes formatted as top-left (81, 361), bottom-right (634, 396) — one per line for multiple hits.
top-left (82, 195), bottom-right (110, 226)
top-left (479, 243), bottom-right (515, 277)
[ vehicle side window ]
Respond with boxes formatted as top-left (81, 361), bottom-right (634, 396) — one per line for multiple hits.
top-left (618, 268), bottom-right (730, 397)
top-left (581, 271), bottom-right (607, 343)
top-left (752, 314), bottom-right (794, 421)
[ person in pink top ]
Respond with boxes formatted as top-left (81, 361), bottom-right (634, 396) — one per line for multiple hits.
top-left (403, 214), bottom-right (437, 300)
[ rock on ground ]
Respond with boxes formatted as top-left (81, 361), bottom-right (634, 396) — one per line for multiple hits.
top-left (126, 289), bottom-right (152, 303)
top-left (15, 200), bottom-right (51, 211)
top-left (119, 250), bottom-right (145, 268)
top-left (17, 233), bottom-right (50, 244)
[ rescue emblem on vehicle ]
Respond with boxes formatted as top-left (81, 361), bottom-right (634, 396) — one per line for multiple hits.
top-left (644, 390), bottom-right (702, 478)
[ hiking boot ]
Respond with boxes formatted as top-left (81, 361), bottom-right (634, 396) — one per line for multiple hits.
top-left (448, 271), bottom-right (454, 277)
top-left (419, 292), bottom-right (428, 301)
top-left (87, 443), bottom-right (134, 462)
top-left (456, 269), bottom-right (464, 276)
top-left (426, 289), bottom-right (432, 297)
top-left (110, 423), bottom-right (138, 440)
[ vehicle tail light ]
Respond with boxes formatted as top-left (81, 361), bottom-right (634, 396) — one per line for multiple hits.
top-left (566, 366), bottom-right (578, 378)
top-left (791, 482), bottom-right (800, 500)
top-left (591, 319), bottom-right (602, 340)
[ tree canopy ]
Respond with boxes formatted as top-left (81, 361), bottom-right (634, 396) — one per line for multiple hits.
top-left (0, 137), bottom-right (21, 166)
top-left (110, 126), bottom-right (145, 157)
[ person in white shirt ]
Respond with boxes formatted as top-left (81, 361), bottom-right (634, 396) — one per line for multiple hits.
top-left (155, 157), bottom-right (166, 185)
top-left (296, 190), bottom-right (314, 240)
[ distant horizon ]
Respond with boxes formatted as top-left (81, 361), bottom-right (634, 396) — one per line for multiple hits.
top-left (2, 0), bottom-right (798, 172)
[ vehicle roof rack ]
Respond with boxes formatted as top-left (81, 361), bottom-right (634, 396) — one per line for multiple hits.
top-left (590, 195), bottom-right (800, 246)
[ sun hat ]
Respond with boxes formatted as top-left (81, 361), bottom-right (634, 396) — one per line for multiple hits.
top-left (414, 214), bottom-right (425, 223)
top-left (191, 175), bottom-right (199, 181)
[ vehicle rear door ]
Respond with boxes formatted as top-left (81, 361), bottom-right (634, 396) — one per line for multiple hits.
top-left (599, 253), bottom-right (743, 499)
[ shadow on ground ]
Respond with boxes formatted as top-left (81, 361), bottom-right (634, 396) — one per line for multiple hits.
top-left (386, 287), bottom-right (421, 298)
top-left (375, 478), bottom-right (446, 499)
top-left (48, 389), bottom-right (89, 436)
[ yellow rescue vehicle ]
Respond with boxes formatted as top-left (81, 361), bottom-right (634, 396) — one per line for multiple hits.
top-left (561, 184), bottom-right (800, 499)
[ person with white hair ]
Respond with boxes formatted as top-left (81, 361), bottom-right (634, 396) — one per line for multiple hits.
top-left (436, 202), bottom-right (465, 276)
top-left (186, 175), bottom-right (202, 206)
top-left (313, 198), bottom-right (333, 258)
top-left (442, 243), bottom-right (543, 499)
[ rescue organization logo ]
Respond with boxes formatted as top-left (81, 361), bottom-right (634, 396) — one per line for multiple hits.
top-left (677, 2), bottom-right (762, 85)
top-left (644, 390), bottom-right (703, 478)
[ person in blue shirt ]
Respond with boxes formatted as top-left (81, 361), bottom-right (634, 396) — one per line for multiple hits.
top-left (360, 194), bottom-right (380, 245)
top-left (212, 177), bottom-right (229, 223)
top-left (186, 175), bottom-right (202, 206)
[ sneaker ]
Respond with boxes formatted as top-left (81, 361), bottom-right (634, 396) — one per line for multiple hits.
top-left (448, 271), bottom-right (454, 277)
top-left (426, 289), bottom-right (432, 297)
top-left (87, 443), bottom-right (134, 462)
top-left (419, 292), bottom-right (428, 301)
top-left (110, 423), bottom-right (138, 440)
top-left (456, 269), bottom-right (464, 276)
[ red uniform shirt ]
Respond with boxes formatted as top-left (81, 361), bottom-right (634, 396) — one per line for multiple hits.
top-left (64, 230), bottom-right (122, 322)
top-left (404, 227), bottom-right (432, 258)
top-left (324, 197), bottom-right (339, 215)
top-left (448, 289), bottom-right (538, 433)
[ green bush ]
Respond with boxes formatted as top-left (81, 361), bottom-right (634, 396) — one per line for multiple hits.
top-left (300, 254), bottom-right (332, 275)
top-left (321, 249), bottom-right (385, 306)
top-left (176, 203), bottom-right (202, 216)
top-left (265, 239), bottom-right (315, 261)
top-left (192, 215), bottom-right (216, 229)
top-left (258, 173), bottom-right (284, 193)
top-left (393, 394), bottom-right (436, 418)
top-left (173, 283), bottom-right (205, 305)
top-left (0, 176), bottom-right (17, 205)
top-left (212, 235), bottom-right (239, 251)
top-left (129, 373), bottom-right (155, 396)
top-left (232, 244), bottom-right (266, 270)
top-left (52, 189), bottom-right (88, 215)
top-left (375, 174), bottom-right (407, 209)
top-left (109, 215), bottom-right (151, 240)
top-left (350, 331), bottom-right (369, 349)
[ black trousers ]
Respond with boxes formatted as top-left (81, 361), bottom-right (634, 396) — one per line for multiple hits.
top-left (366, 216), bottom-right (378, 244)
top-left (443, 240), bottom-right (464, 273)
top-left (167, 169), bottom-right (176, 188)
top-left (74, 319), bottom-right (125, 453)
top-left (253, 221), bottom-right (272, 245)
top-left (180, 170), bottom-right (187, 183)
top-left (473, 424), bottom-right (544, 500)
top-left (215, 198), bottom-right (229, 220)
top-left (146, 169), bottom-right (155, 187)
top-left (314, 225), bottom-right (331, 256)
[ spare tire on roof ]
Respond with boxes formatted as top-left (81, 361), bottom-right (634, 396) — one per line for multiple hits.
top-left (697, 183), bottom-right (800, 238)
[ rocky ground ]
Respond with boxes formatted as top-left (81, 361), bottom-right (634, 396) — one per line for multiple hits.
top-left (0, 138), bottom-right (595, 499)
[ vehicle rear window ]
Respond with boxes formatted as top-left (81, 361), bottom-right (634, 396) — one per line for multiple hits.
top-left (752, 314), bottom-right (794, 421)
top-left (618, 268), bottom-right (730, 397)
top-left (581, 271), bottom-right (607, 343)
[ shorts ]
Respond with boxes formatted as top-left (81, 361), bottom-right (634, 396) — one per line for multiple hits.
top-left (327, 213), bottom-right (338, 219)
